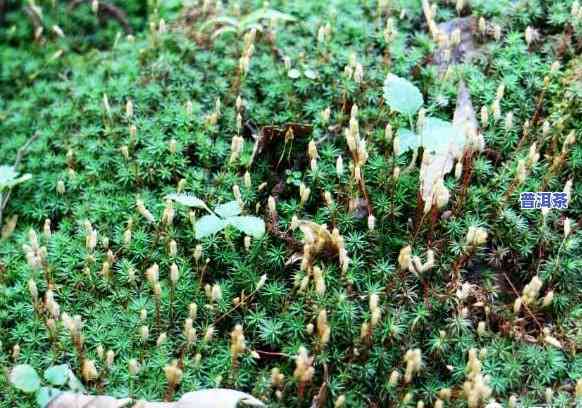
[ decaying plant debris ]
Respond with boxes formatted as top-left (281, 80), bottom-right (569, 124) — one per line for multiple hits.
top-left (47, 389), bottom-right (264, 408)
top-left (0, 0), bottom-right (581, 407)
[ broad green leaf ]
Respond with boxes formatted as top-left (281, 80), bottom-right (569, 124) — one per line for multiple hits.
top-left (397, 128), bottom-right (420, 153)
top-left (241, 9), bottom-right (295, 27)
top-left (383, 74), bottom-right (423, 115)
top-left (257, 9), bottom-right (296, 21)
top-left (227, 216), bottom-right (265, 238)
top-left (200, 16), bottom-right (239, 32)
top-left (397, 119), bottom-right (464, 155)
top-left (36, 387), bottom-right (62, 408)
top-left (304, 69), bottom-right (317, 80)
top-left (0, 165), bottom-right (30, 190)
top-left (9, 364), bottom-right (41, 393)
top-left (166, 193), bottom-right (209, 211)
top-left (288, 69), bottom-right (301, 79)
top-left (420, 117), bottom-right (464, 154)
top-left (195, 215), bottom-right (227, 239)
top-left (44, 364), bottom-right (70, 386)
top-left (214, 201), bottom-right (242, 218)
top-left (0, 165), bottom-right (18, 187)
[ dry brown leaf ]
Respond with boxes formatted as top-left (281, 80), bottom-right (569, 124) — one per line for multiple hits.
top-left (434, 17), bottom-right (479, 70)
top-left (419, 81), bottom-right (477, 203)
top-left (452, 81), bottom-right (479, 146)
top-left (48, 389), bottom-right (265, 408)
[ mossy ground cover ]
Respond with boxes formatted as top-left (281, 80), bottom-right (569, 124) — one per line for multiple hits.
top-left (0, 0), bottom-right (581, 407)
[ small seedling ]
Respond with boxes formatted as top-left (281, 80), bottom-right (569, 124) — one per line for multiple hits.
top-left (9, 364), bottom-right (84, 407)
top-left (165, 193), bottom-right (265, 239)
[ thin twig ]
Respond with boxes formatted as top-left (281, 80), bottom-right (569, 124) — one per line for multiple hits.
top-left (214, 286), bottom-right (261, 325)
top-left (502, 272), bottom-right (543, 332)
top-left (255, 349), bottom-right (287, 357)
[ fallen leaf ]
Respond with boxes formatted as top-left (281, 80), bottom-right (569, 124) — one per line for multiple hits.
top-left (178, 389), bottom-right (265, 407)
top-left (419, 81), bottom-right (475, 203)
top-left (452, 80), bottom-right (479, 146)
top-left (433, 17), bottom-right (479, 71)
top-left (48, 389), bottom-right (265, 408)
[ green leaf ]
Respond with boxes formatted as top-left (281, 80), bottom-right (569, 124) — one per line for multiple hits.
top-left (227, 216), bottom-right (266, 238)
top-left (200, 16), bottom-right (239, 32)
top-left (420, 118), bottom-right (464, 154)
top-left (166, 193), bottom-right (210, 211)
top-left (195, 215), bottom-right (227, 239)
top-left (288, 69), bottom-right (301, 79)
top-left (304, 69), bottom-right (318, 80)
top-left (0, 165), bottom-right (31, 191)
top-left (397, 128), bottom-right (420, 153)
top-left (36, 387), bottom-right (62, 408)
top-left (383, 74), bottom-right (423, 115)
top-left (9, 364), bottom-right (41, 393)
top-left (0, 165), bottom-right (18, 187)
top-left (258, 9), bottom-right (296, 21)
top-left (397, 119), bottom-right (464, 155)
top-left (214, 201), bottom-right (242, 218)
top-left (44, 365), bottom-right (70, 386)
top-left (241, 9), bottom-right (295, 27)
